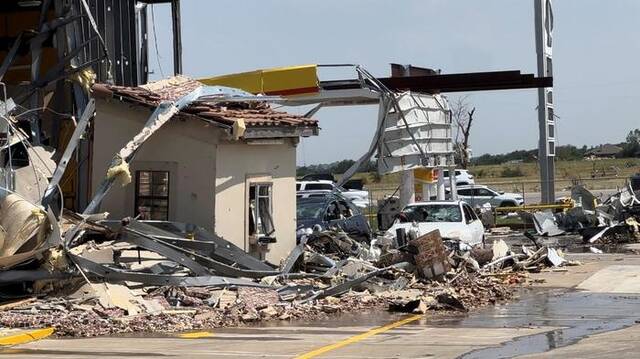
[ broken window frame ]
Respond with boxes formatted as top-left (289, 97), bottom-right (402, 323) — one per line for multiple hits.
top-left (248, 182), bottom-right (275, 237)
top-left (134, 170), bottom-right (170, 220)
top-left (462, 203), bottom-right (477, 223)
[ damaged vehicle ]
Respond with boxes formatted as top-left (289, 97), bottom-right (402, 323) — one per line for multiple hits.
top-left (385, 201), bottom-right (484, 246)
top-left (296, 193), bottom-right (372, 242)
top-left (297, 180), bottom-right (370, 208)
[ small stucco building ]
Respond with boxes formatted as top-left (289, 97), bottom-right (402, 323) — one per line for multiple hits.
top-left (90, 77), bottom-right (318, 263)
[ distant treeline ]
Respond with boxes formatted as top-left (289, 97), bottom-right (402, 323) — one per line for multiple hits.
top-left (471, 145), bottom-right (588, 166)
top-left (297, 160), bottom-right (376, 177)
top-left (472, 128), bottom-right (640, 166)
top-left (297, 129), bottom-right (640, 175)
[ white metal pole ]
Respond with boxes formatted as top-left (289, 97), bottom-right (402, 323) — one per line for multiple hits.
top-left (535, 0), bottom-right (555, 203)
top-left (436, 168), bottom-right (446, 200)
top-left (449, 167), bottom-right (458, 200)
top-left (399, 168), bottom-right (415, 208)
top-left (422, 180), bottom-right (430, 202)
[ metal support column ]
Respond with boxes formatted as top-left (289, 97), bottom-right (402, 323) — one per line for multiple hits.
top-left (535, 0), bottom-right (555, 203)
top-left (436, 169), bottom-right (446, 200)
top-left (422, 181), bottom-right (430, 202)
top-left (171, 0), bottom-right (182, 75)
top-left (138, 3), bottom-right (149, 85)
top-left (449, 167), bottom-right (458, 200)
top-left (399, 168), bottom-right (415, 208)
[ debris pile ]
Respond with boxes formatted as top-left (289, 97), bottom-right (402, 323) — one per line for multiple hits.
top-left (512, 182), bottom-right (640, 247)
top-left (0, 217), bottom-right (516, 337)
top-left (469, 239), bottom-right (580, 274)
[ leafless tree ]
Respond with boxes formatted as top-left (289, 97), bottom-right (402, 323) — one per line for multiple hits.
top-left (450, 96), bottom-right (475, 169)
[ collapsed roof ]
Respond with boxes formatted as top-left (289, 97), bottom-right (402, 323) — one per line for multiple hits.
top-left (92, 76), bottom-right (319, 136)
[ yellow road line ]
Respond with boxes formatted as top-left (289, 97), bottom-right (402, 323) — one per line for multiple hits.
top-left (177, 331), bottom-right (214, 339)
top-left (295, 314), bottom-right (422, 359)
top-left (0, 327), bottom-right (54, 346)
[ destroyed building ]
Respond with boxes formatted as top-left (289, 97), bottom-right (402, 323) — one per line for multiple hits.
top-left (90, 76), bottom-right (319, 262)
top-left (0, 0), bottom-right (569, 342)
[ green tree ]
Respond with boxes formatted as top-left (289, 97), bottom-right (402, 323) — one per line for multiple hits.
top-left (622, 129), bottom-right (640, 157)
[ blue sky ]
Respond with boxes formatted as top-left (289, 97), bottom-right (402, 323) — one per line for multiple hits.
top-left (147, 0), bottom-right (640, 165)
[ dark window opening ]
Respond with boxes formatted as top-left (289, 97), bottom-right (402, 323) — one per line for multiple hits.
top-left (458, 189), bottom-right (473, 196)
top-left (337, 200), bottom-right (353, 218)
top-left (135, 170), bottom-right (169, 220)
top-left (1, 143), bottom-right (29, 168)
top-left (249, 183), bottom-right (274, 237)
top-left (325, 201), bottom-right (341, 221)
top-left (305, 183), bottom-right (333, 191)
top-left (463, 204), bottom-right (478, 223)
top-left (474, 188), bottom-right (494, 197)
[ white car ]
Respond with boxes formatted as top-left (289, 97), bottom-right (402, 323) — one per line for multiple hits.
top-left (296, 180), bottom-right (370, 208)
top-left (442, 169), bottom-right (475, 187)
top-left (456, 185), bottom-right (524, 208)
top-left (385, 201), bottom-right (484, 246)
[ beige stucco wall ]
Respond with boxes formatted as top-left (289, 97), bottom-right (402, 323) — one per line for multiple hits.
top-left (91, 99), bottom-right (219, 230)
top-left (92, 99), bottom-right (299, 264)
top-left (215, 141), bottom-right (297, 264)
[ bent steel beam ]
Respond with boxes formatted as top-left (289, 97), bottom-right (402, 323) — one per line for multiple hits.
top-left (41, 99), bottom-right (95, 209)
top-left (69, 253), bottom-right (268, 288)
top-left (124, 226), bottom-right (280, 278)
top-left (132, 220), bottom-right (275, 271)
top-left (121, 229), bottom-right (210, 276)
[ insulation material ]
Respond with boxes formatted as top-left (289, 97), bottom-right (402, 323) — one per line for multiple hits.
top-left (0, 194), bottom-right (49, 258)
top-left (105, 157), bottom-right (132, 186)
top-left (69, 66), bottom-right (97, 94)
top-left (232, 118), bottom-right (246, 140)
top-left (42, 248), bottom-right (68, 272)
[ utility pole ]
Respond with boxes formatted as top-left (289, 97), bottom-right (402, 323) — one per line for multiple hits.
top-left (535, 0), bottom-right (555, 203)
top-left (171, 0), bottom-right (182, 75)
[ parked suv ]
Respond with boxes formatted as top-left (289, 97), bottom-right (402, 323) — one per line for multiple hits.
top-left (456, 185), bottom-right (523, 208)
top-left (442, 169), bottom-right (475, 187)
top-left (297, 180), bottom-right (370, 208)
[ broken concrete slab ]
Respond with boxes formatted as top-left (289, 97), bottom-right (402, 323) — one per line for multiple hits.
top-left (577, 265), bottom-right (640, 293)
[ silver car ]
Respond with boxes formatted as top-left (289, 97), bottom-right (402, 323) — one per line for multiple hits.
top-left (456, 185), bottom-right (524, 208)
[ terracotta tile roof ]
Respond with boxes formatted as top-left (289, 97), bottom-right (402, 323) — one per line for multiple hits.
top-left (91, 76), bottom-right (318, 129)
